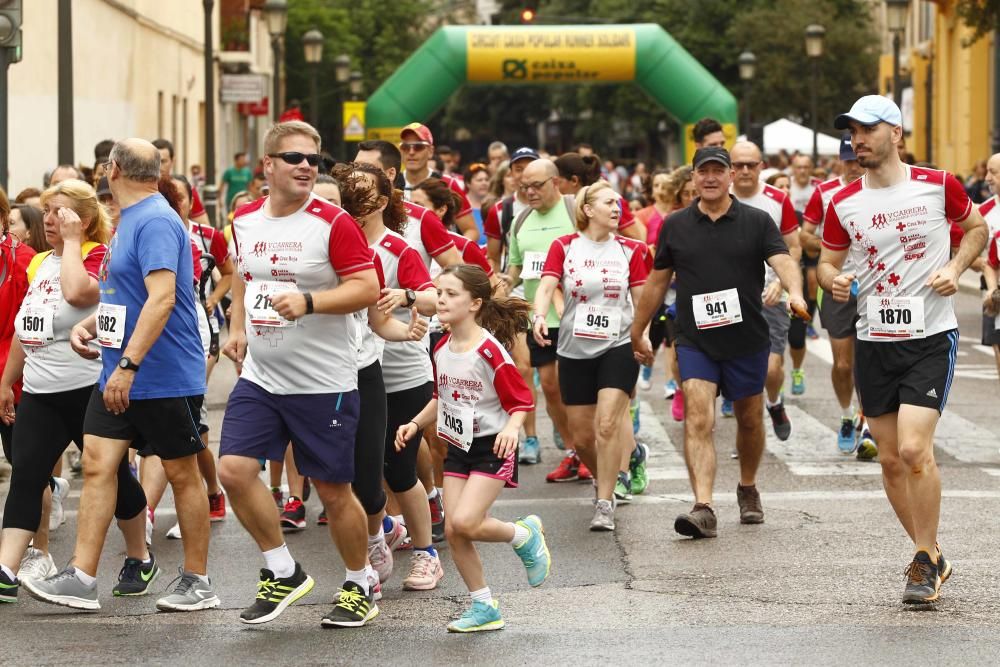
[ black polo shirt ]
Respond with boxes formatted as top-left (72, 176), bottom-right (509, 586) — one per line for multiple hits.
top-left (654, 196), bottom-right (789, 360)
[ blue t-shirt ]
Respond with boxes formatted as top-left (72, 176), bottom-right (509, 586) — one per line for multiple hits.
top-left (98, 194), bottom-right (206, 399)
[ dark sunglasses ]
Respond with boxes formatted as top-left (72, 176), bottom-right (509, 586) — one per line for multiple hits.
top-left (267, 152), bottom-right (322, 167)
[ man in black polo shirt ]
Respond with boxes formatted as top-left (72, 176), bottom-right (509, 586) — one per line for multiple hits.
top-left (631, 147), bottom-right (808, 539)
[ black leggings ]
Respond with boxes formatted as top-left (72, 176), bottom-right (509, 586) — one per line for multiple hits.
top-left (383, 381), bottom-right (433, 494)
top-left (2, 386), bottom-right (147, 532)
top-left (355, 361), bottom-right (387, 515)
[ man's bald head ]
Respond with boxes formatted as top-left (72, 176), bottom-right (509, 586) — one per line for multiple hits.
top-left (110, 139), bottom-right (162, 183)
top-left (523, 158), bottom-right (558, 182)
top-left (730, 141), bottom-right (763, 195)
top-left (730, 141), bottom-right (762, 163)
top-left (521, 159), bottom-right (562, 211)
top-left (986, 153), bottom-right (1000, 195)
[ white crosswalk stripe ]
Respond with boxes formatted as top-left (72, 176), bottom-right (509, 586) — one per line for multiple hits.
top-left (765, 404), bottom-right (881, 476)
top-left (637, 400), bottom-right (690, 480)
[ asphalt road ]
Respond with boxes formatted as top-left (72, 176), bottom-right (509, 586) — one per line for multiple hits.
top-left (3, 286), bottom-right (1000, 665)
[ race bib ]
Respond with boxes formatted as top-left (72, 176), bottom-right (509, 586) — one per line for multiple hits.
top-left (248, 280), bottom-right (299, 328)
top-left (96, 303), bottom-right (127, 349)
top-left (572, 304), bottom-right (622, 340)
top-left (437, 401), bottom-right (474, 452)
top-left (520, 251), bottom-right (547, 280)
top-left (866, 296), bottom-right (925, 339)
top-left (15, 306), bottom-right (54, 347)
top-left (693, 288), bottom-right (743, 329)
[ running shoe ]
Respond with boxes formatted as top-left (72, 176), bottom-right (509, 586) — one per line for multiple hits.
top-left (519, 435), bottom-right (541, 464)
top-left (512, 515), bottom-right (551, 587)
top-left (902, 551), bottom-right (941, 604)
top-left (533, 369), bottom-right (541, 388)
top-left (402, 550), bottom-right (444, 591)
top-left (767, 401), bottom-right (792, 441)
top-left (736, 484), bottom-right (764, 524)
top-left (317, 509), bottom-right (328, 525)
top-left (369, 538), bottom-right (393, 584)
top-left (674, 504), bottom-right (717, 539)
top-left (145, 507), bottom-right (154, 546)
top-left (837, 417), bottom-right (857, 454)
top-left (639, 365), bottom-right (653, 391)
top-left (23, 566), bottom-right (100, 610)
top-left (937, 544), bottom-right (953, 587)
top-left (280, 497), bottom-right (307, 532)
top-left (447, 599), bottom-right (504, 633)
top-left (271, 486), bottom-right (284, 509)
top-left (113, 553), bottom-right (161, 596)
top-left (429, 494), bottom-right (446, 543)
top-left (385, 516), bottom-right (409, 552)
top-left (239, 562), bottom-right (314, 624)
top-left (320, 581), bottom-right (379, 628)
top-left (577, 460), bottom-right (594, 481)
top-left (17, 547), bottom-right (56, 582)
top-left (49, 476), bottom-right (69, 531)
top-left (302, 477), bottom-right (311, 502)
top-left (553, 428), bottom-right (565, 451)
top-left (721, 398), bottom-right (734, 418)
top-left (546, 453), bottom-right (580, 483)
top-left (0, 568), bottom-right (17, 603)
top-left (629, 442), bottom-right (650, 496)
top-left (590, 499), bottom-right (615, 531)
top-left (368, 570), bottom-right (382, 601)
top-left (663, 378), bottom-right (677, 399)
top-left (630, 397), bottom-right (640, 435)
top-left (208, 492), bottom-right (226, 522)
top-left (856, 430), bottom-right (878, 461)
top-left (790, 369), bottom-right (806, 396)
top-left (155, 569), bottom-right (220, 612)
top-left (672, 389), bottom-right (685, 421)
top-left (614, 472), bottom-right (633, 505)
top-left (806, 323), bottom-right (819, 340)
top-left (166, 523), bottom-right (182, 540)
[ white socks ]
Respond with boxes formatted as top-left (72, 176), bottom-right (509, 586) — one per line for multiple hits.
top-left (509, 522), bottom-right (530, 547)
top-left (470, 587), bottom-right (492, 604)
top-left (345, 567), bottom-right (369, 594)
top-left (262, 543), bottom-right (295, 578)
top-left (842, 404), bottom-right (857, 420)
top-left (368, 526), bottom-right (385, 546)
top-left (74, 567), bottom-right (96, 586)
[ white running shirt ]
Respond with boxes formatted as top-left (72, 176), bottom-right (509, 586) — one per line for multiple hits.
top-left (402, 201), bottom-right (456, 269)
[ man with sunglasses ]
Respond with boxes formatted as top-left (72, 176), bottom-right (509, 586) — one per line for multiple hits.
top-left (218, 121), bottom-right (383, 627)
top-left (399, 123), bottom-right (479, 243)
top-left (729, 141), bottom-right (801, 442)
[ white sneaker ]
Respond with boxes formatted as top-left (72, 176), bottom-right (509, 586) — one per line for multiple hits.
top-left (145, 508), bottom-right (154, 546)
top-left (17, 547), bottom-right (57, 582)
top-left (368, 537), bottom-right (393, 584)
top-left (48, 477), bottom-right (70, 531)
top-left (166, 522), bottom-right (182, 540)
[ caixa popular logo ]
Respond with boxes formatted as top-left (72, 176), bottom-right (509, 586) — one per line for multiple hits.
top-left (870, 213), bottom-right (889, 230)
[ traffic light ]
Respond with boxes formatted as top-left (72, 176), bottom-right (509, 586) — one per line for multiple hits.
top-left (520, 5), bottom-right (537, 24)
top-left (0, 0), bottom-right (22, 48)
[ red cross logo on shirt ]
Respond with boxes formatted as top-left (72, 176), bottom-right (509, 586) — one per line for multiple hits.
top-left (855, 233), bottom-right (863, 241)
top-left (875, 282), bottom-right (884, 293)
top-left (270, 254), bottom-right (280, 264)
top-left (568, 268), bottom-right (575, 275)
top-left (867, 246), bottom-right (878, 256)
top-left (888, 273), bottom-right (900, 286)
top-left (575, 280), bottom-right (583, 287)
top-left (451, 390), bottom-right (460, 401)
top-left (45, 285), bottom-right (54, 294)
top-left (601, 268), bottom-right (608, 274)
top-left (877, 262), bottom-right (885, 272)
top-left (580, 295), bottom-right (588, 303)
top-left (896, 222), bottom-right (906, 232)
top-left (570, 290), bottom-right (578, 298)
top-left (243, 272), bottom-right (253, 282)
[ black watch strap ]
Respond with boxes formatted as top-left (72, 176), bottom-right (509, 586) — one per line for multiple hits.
top-left (404, 289), bottom-right (416, 307)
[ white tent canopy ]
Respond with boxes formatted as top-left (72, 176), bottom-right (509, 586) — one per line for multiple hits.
top-left (762, 118), bottom-right (841, 156)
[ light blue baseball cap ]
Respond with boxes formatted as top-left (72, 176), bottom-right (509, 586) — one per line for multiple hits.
top-left (834, 95), bottom-right (903, 130)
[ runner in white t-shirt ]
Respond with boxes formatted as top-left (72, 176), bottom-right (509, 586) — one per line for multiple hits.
top-left (219, 121), bottom-right (382, 628)
top-left (532, 181), bottom-right (648, 532)
top-left (819, 96), bottom-right (988, 605)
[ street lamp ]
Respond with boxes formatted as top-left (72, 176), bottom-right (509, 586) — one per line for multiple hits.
top-left (334, 54), bottom-right (351, 84)
top-left (349, 70), bottom-right (364, 99)
top-left (263, 0), bottom-right (287, 122)
top-left (202, 0), bottom-right (218, 226)
top-left (885, 0), bottom-right (909, 110)
top-left (804, 24), bottom-right (825, 163)
top-left (738, 51), bottom-right (756, 137)
top-left (302, 29), bottom-right (324, 127)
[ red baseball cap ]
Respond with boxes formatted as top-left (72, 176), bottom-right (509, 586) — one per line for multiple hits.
top-left (401, 122), bottom-right (433, 145)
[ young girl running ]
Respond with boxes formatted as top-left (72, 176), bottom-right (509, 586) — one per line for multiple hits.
top-left (395, 264), bottom-right (551, 633)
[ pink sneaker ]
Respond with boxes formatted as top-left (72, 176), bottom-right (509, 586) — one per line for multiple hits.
top-left (672, 389), bottom-right (685, 422)
top-left (385, 517), bottom-right (409, 551)
top-left (402, 550), bottom-right (444, 591)
top-left (368, 538), bottom-right (393, 584)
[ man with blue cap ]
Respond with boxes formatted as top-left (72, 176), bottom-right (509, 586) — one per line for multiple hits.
top-left (801, 134), bottom-right (874, 458)
top-left (817, 95), bottom-right (989, 605)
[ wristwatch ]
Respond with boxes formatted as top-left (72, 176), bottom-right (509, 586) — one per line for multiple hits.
top-left (404, 289), bottom-right (417, 308)
top-left (118, 356), bottom-right (140, 372)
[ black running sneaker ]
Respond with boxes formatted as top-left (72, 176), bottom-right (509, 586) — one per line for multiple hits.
top-left (317, 509), bottom-right (328, 526)
top-left (320, 581), bottom-right (379, 628)
top-left (239, 562), bottom-right (315, 625)
top-left (767, 402), bottom-right (792, 441)
top-left (902, 551), bottom-right (941, 604)
top-left (429, 494), bottom-right (446, 543)
top-left (674, 503), bottom-right (718, 538)
top-left (113, 553), bottom-right (161, 596)
top-left (736, 484), bottom-right (764, 524)
top-left (280, 497), bottom-right (307, 532)
top-left (0, 568), bottom-right (18, 603)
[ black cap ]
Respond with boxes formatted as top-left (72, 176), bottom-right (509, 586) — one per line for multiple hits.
top-left (96, 177), bottom-right (111, 197)
top-left (692, 146), bottom-right (731, 169)
top-left (510, 147), bottom-right (540, 164)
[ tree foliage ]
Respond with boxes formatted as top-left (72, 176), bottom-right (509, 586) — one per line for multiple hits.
top-left (955, 0), bottom-right (1000, 45)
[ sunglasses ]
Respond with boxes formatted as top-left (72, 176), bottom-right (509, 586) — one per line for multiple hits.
top-left (399, 142), bottom-right (431, 153)
top-left (733, 161), bottom-right (760, 171)
top-left (468, 162), bottom-right (488, 173)
top-left (267, 152), bottom-right (322, 167)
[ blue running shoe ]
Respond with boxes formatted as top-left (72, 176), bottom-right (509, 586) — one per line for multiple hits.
top-left (791, 369), bottom-right (805, 396)
top-left (630, 397), bottom-right (640, 435)
top-left (663, 378), bottom-right (677, 399)
top-left (837, 417), bottom-right (857, 454)
top-left (447, 599), bottom-right (504, 633)
top-left (512, 515), bottom-right (551, 587)
top-left (533, 369), bottom-right (541, 388)
top-left (519, 436), bottom-right (541, 464)
top-left (721, 398), bottom-right (734, 418)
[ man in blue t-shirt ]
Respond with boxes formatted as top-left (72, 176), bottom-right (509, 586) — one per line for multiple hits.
top-left (24, 139), bottom-right (218, 614)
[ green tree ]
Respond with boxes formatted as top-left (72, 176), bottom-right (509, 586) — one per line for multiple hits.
top-left (955, 0), bottom-right (1000, 45)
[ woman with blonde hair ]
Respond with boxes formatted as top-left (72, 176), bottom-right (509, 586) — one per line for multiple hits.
top-left (0, 179), bottom-right (151, 601)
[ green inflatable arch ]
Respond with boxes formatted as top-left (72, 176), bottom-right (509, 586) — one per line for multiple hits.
top-left (365, 24), bottom-right (739, 161)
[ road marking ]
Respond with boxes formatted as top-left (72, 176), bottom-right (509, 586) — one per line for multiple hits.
top-left (637, 400), bottom-right (689, 481)
top-left (972, 344), bottom-right (995, 357)
top-left (935, 410), bottom-right (1000, 465)
top-left (765, 404), bottom-right (882, 476)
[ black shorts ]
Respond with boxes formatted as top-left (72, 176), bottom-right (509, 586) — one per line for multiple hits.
top-left (981, 314), bottom-right (1000, 347)
top-left (819, 290), bottom-right (859, 339)
top-left (444, 434), bottom-right (518, 488)
top-left (528, 327), bottom-right (559, 368)
top-left (84, 386), bottom-right (205, 461)
top-left (854, 330), bottom-right (958, 418)
top-left (558, 343), bottom-right (639, 405)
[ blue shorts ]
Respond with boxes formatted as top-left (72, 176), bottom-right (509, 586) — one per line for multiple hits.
top-left (220, 378), bottom-right (359, 484)
top-left (676, 345), bottom-right (769, 401)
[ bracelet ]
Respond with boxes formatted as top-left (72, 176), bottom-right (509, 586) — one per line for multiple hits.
top-left (533, 313), bottom-right (545, 322)
top-left (303, 292), bottom-right (314, 314)
top-left (408, 420), bottom-right (421, 430)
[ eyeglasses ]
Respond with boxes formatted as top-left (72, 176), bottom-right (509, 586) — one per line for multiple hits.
top-left (267, 152), bottom-right (322, 167)
top-left (399, 142), bottom-right (431, 153)
top-left (733, 161), bottom-right (760, 171)
top-left (519, 177), bottom-right (553, 192)
top-left (103, 160), bottom-right (114, 173)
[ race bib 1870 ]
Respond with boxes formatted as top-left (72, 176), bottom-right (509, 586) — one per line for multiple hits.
top-left (247, 280), bottom-right (299, 328)
top-left (96, 303), bottom-right (126, 349)
top-left (693, 288), bottom-right (743, 330)
top-left (866, 296), bottom-right (925, 339)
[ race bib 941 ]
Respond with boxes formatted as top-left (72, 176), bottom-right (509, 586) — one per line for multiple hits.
top-left (693, 288), bottom-right (743, 330)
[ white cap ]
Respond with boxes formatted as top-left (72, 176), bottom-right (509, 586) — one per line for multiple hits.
top-left (834, 95), bottom-right (903, 130)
